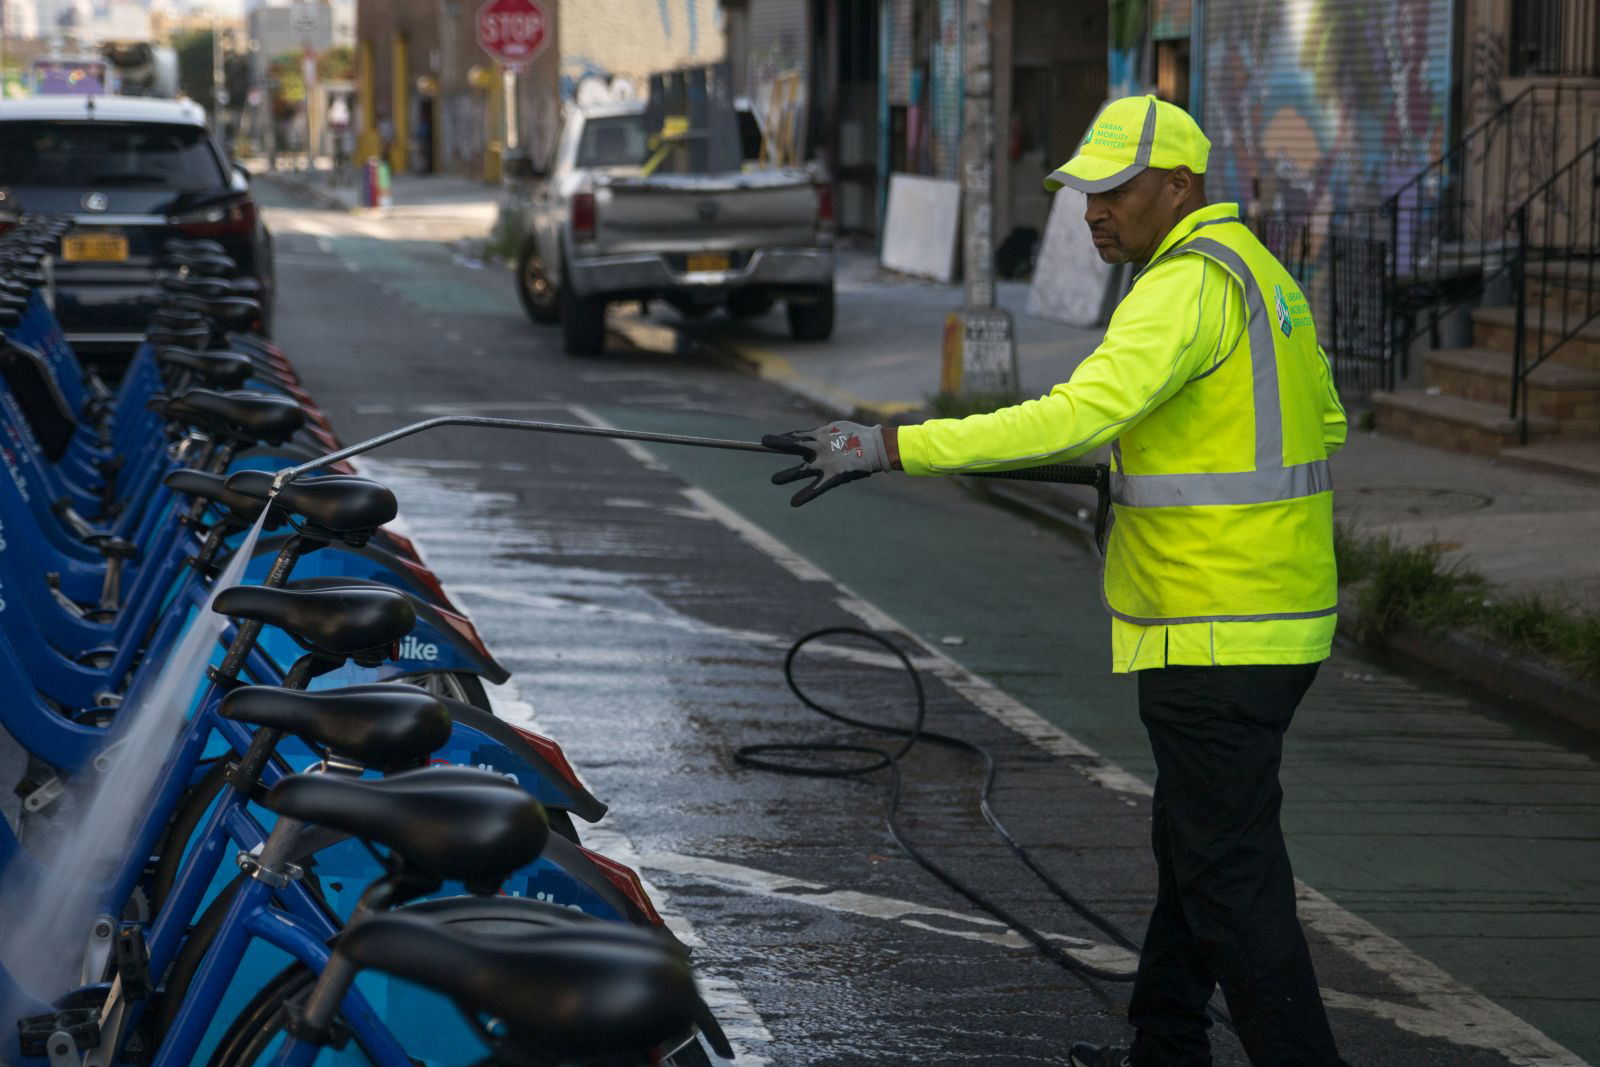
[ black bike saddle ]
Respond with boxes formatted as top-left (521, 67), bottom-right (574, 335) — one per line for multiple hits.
top-left (226, 471), bottom-right (398, 537)
top-left (157, 349), bottom-right (254, 390)
top-left (172, 292), bottom-right (259, 324)
top-left (211, 584), bottom-right (416, 660)
top-left (146, 323), bottom-right (212, 348)
top-left (169, 389), bottom-right (305, 447)
top-left (163, 469), bottom-right (280, 529)
top-left (219, 685), bottom-right (450, 770)
top-left (264, 767), bottom-right (548, 891)
top-left (337, 912), bottom-right (699, 1064)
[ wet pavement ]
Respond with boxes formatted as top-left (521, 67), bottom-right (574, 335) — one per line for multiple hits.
top-left (257, 182), bottom-right (1600, 1066)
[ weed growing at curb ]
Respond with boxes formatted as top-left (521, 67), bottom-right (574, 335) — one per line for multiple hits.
top-left (1335, 525), bottom-right (1600, 681)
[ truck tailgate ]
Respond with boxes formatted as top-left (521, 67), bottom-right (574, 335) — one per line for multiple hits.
top-left (593, 171), bottom-right (817, 255)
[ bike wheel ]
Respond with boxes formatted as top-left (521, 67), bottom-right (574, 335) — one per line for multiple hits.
top-left (395, 670), bottom-right (490, 710)
top-left (149, 760), bottom-right (231, 913)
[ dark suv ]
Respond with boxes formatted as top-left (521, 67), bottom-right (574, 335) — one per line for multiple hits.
top-left (0, 95), bottom-right (274, 351)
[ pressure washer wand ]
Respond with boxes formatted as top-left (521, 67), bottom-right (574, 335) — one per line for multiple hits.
top-left (274, 414), bottom-right (773, 487)
top-left (272, 414), bottom-right (1108, 497)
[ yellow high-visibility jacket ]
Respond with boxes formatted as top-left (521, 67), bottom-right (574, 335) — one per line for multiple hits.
top-left (897, 202), bottom-right (1348, 672)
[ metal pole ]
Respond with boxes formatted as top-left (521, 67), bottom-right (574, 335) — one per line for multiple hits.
top-left (947, 0), bottom-right (1017, 397)
top-left (212, 16), bottom-right (223, 134)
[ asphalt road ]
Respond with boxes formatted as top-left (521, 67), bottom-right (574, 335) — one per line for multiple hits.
top-left (257, 182), bottom-right (1600, 1066)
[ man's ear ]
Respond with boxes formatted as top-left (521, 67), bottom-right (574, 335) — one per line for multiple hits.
top-left (1169, 166), bottom-right (1194, 205)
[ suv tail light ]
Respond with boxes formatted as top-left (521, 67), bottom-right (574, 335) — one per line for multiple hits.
top-left (815, 182), bottom-right (835, 232)
top-left (172, 197), bottom-right (257, 239)
top-left (571, 192), bottom-right (597, 241)
top-left (574, 845), bottom-right (664, 926)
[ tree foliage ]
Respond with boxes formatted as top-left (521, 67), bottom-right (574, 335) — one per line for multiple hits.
top-left (172, 28), bottom-right (216, 111)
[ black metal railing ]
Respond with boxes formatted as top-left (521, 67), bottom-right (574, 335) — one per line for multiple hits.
top-left (1509, 134), bottom-right (1600, 441)
top-left (1249, 75), bottom-right (1600, 400)
top-left (1251, 209), bottom-right (1396, 393)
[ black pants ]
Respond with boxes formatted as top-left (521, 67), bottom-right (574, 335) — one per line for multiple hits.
top-left (1127, 664), bottom-right (1346, 1067)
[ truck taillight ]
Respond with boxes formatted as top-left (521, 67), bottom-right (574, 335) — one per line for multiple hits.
top-left (172, 198), bottom-right (257, 239)
top-left (572, 192), bottom-right (597, 240)
top-left (815, 182), bottom-right (835, 230)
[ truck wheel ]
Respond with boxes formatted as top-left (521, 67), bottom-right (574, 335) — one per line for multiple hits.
top-left (561, 284), bottom-right (607, 356)
top-left (785, 286), bottom-right (835, 341)
top-left (516, 240), bottom-right (560, 324)
top-left (727, 291), bottom-right (774, 318)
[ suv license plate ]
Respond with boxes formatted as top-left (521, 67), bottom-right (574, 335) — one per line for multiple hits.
top-left (686, 253), bottom-right (730, 272)
top-left (62, 234), bottom-right (130, 262)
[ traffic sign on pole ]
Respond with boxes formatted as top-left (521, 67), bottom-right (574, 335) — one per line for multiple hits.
top-left (476, 0), bottom-right (547, 70)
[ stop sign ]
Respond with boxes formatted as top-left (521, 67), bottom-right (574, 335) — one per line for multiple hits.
top-left (477, 0), bottom-right (547, 68)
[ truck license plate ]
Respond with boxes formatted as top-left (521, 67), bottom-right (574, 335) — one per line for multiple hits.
top-left (686, 253), bottom-right (730, 272)
top-left (62, 234), bottom-right (130, 262)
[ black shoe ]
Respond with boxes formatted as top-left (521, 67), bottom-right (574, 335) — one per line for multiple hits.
top-left (1068, 1044), bottom-right (1131, 1067)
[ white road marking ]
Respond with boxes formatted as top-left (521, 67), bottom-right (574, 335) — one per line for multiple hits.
top-left (484, 684), bottom-right (776, 1066)
top-left (563, 407), bottom-right (1588, 1066)
top-left (632, 851), bottom-right (1139, 971)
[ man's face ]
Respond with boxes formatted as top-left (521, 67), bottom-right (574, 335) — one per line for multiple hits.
top-left (1083, 168), bottom-right (1185, 266)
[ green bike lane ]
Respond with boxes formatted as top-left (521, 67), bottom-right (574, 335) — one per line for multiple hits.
top-left (589, 405), bottom-right (1600, 1063)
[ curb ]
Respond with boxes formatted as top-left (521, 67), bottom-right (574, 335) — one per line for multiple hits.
top-left (705, 336), bottom-right (924, 426)
top-left (1334, 599), bottom-right (1600, 732)
top-left (699, 330), bottom-right (1600, 733)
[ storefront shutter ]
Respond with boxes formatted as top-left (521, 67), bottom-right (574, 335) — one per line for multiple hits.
top-left (1199, 0), bottom-right (1455, 215)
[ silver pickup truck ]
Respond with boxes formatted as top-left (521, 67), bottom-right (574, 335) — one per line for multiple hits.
top-left (504, 101), bottom-right (835, 355)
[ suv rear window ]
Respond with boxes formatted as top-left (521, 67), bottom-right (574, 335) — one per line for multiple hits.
top-left (575, 115), bottom-right (650, 168)
top-left (0, 121), bottom-right (226, 191)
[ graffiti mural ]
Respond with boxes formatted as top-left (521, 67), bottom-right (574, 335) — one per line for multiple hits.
top-left (1202, 0), bottom-right (1453, 216)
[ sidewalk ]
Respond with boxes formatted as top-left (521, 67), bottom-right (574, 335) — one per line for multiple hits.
top-left (256, 164), bottom-right (499, 239)
top-left (627, 247), bottom-right (1600, 718)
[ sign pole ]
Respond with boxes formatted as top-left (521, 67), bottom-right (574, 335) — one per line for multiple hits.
top-left (942, 0), bottom-right (1017, 399)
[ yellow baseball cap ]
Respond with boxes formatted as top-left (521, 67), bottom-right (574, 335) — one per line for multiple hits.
top-left (1044, 94), bottom-right (1211, 193)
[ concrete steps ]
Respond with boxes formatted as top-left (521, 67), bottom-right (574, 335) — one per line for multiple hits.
top-left (1498, 439), bottom-right (1600, 486)
top-left (1373, 390), bottom-right (1557, 455)
top-left (1372, 261), bottom-right (1600, 480)
top-left (1423, 347), bottom-right (1600, 434)
top-left (1472, 305), bottom-right (1600, 369)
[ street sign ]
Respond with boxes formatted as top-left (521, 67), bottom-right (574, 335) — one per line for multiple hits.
top-left (477, 0), bottom-right (547, 69)
top-left (290, 2), bottom-right (318, 46)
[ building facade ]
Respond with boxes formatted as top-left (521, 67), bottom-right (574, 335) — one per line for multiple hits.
top-left (354, 0), bottom-right (562, 181)
top-left (560, 0), bottom-right (724, 101)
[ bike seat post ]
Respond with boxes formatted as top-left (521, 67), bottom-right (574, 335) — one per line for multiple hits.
top-left (211, 536), bottom-right (311, 684)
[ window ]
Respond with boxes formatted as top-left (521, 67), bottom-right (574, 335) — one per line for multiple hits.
top-left (574, 115), bottom-right (650, 168)
top-left (0, 121), bottom-right (227, 191)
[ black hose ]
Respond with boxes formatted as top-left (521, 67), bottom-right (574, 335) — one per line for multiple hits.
top-left (736, 627), bottom-right (1138, 986)
top-left (737, 627), bottom-right (1238, 1034)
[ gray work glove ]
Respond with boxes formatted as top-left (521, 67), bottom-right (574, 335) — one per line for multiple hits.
top-left (763, 420), bottom-right (891, 507)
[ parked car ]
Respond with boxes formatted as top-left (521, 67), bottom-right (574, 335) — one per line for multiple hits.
top-left (505, 100), bottom-right (835, 355)
top-left (0, 95), bottom-right (274, 353)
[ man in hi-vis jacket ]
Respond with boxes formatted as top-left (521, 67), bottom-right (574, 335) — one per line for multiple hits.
top-left (765, 95), bottom-right (1349, 1067)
